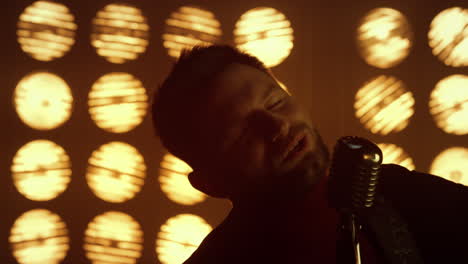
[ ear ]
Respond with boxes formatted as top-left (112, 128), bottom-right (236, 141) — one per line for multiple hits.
top-left (188, 171), bottom-right (227, 198)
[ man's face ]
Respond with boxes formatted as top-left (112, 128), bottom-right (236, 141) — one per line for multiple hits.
top-left (194, 63), bottom-right (329, 198)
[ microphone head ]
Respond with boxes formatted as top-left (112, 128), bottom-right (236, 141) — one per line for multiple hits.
top-left (328, 136), bottom-right (383, 212)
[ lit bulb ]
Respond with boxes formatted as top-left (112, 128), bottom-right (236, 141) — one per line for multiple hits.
top-left (234, 7), bottom-right (294, 67)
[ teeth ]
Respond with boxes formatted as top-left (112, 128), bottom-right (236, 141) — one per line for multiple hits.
top-left (285, 139), bottom-right (300, 158)
top-left (292, 140), bottom-right (302, 153)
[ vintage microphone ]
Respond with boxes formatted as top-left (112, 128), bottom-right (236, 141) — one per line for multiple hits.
top-left (327, 136), bottom-right (383, 264)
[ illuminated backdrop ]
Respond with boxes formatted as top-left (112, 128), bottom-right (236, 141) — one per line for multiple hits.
top-left (3, 1), bottom-right (467, 263)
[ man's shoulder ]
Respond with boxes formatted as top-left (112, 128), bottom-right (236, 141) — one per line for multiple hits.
top-left (183, 209), bottom-right (284, 264)
top-left (183, 213), bottom-right (243, 264)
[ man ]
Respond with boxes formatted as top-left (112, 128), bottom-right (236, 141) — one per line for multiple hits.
top-left (152, 45), bottom-right (468, 263)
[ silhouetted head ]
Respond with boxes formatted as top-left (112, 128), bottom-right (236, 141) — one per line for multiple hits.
top-left (152, 45), bottom-right (329, 203)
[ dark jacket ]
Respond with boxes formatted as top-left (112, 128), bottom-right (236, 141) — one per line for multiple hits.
top-left (184, 164), bottom-right (468, 263)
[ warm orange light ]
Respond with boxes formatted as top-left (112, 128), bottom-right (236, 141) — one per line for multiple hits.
top-left (159, 153), bottom-right (207, 205)
top-left (86, 142), bottom-right (146, 203)
top-left (17, 0), bottom-right (77, 61)
top-left (356, 7), bottom-right (413, 69)
top-left (354, 75), bottom-right (415, 135)
top-left (88, 72), bottom-right (148, 133)
top-left (156, 214), bottom-right (212, 264)
top-left (163, 6), bottom-right (222, 59)
top-left (234, 7), bottom-right (294, 68)
top-left (14, 72), bottom-right (73, 130)
top-left (9, 209), bottom-right (69, 264)
top-left (91, 3), bottom-right (149, 64)
top-left (429, 75), bottom-right (468, 135)
top-left (84, 211), bottom-right (143, 264)
top-left (377, 143), bottom-right (415, 170)
top-left (430, 147), bottom-right (468, 186)
top-left (11, 140), bottom-right (71, 201)
top-left (428, 7), bottom-right (468, 67)
top-left (270, 74), bottom-right (290, 95)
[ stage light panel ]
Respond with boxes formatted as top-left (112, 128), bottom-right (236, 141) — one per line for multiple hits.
top-left (156, 214), bottom-right (212, 264)
top-left (84, 211), bottom-right (143, 264)
top-left (356, 7), bottom-right (413, 69)
top-left (91, 3), bottom-right (149, 64)
top-left (377, 143), bottom-right (415, 170)
top-left (429, 74), bottom-right (468, 135)
top-left (17, 0), bottom-right (77, 61)
top-left (428, 7), bottom-right (468, 67)
top-left (88, 72), bottom-right (148, 133)
top-left (430, 147), bottom-right (468, 186)
top-left (14, 71), bottom-right (73, 130)
top-left (9, 209), bottom-right (69, 264)
top-left (159, 153), bottom-right (207, 205)
top-left (163, 6), bottom-right (222, 59)
top-left (11, 140), bottom-right (71, 201)
top-left (354, 75), bottom-right (415, 135)
top-left (86, 142), bottom-right (146, 203)
top-left (234, 7), bottom-right (294, 67)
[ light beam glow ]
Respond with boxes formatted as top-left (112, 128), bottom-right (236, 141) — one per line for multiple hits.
top-left (156, 214), bottom-right (212, 264)
top-left (86, 142), bottom-right (146, 203)
top-left (88, 72), bottom-right (148, 133)
top-left (429, 74), bottom-right (468, 135)
top-left (9, 209), bottom-right (69, 264)
top-left (355, 75), bottom-right (415, 135)
top-left (17, 0), bottom-right (77, 61)
top-left (428, 7), bottom-right (468, 67)
top-left (234, 7), bottom-right (294, 68)
top-left (377, 143), bottom-right (415, 170)
top-left (91, 3), bottom-right (150, 64)
top-left (163, 6), bottom-right (222, 59)
top-left (84, 211), bottom-right (143, 264)
top-left (430, 147), bottom-right (468, 186)
top-left (14, 71), bottom-right (73, 130)
top-left (159, 154), bottom-right (207, 205)
top-left (357, 7), bottom-right (413, 69)
top-left (11, 140), bottom-right (71, 201)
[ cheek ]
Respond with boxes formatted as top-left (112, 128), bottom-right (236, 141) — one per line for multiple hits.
top-left (238, 141), bottom-right (268, 173)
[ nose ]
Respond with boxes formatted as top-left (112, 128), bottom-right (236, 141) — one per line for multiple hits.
top-left (249, 110), bottom-right (289, 142)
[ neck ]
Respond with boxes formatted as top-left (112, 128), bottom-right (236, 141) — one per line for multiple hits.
top-left (231, 173), bottom-right (331, 215)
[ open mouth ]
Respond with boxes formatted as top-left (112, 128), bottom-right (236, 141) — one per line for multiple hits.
top-left (284, 136), bottom-right (307, 162)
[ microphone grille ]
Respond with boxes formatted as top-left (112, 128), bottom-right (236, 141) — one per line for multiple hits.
top-left (328, 136), bottom-right (383, 211)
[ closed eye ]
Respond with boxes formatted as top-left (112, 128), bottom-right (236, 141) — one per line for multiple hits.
top-left (267, 97), bottom-right (285, 110)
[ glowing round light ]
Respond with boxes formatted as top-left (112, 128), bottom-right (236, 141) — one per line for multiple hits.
top-left (11, 140), bottom-right (71, 201)
top-left (84, 211), bottom-right (143, 264)
top-left (354, 75), bottom-right (415, 135)
top-left (14, 72), bottom-right (73, 130)
top-left (377, 143), bottom-right (415, 170)
top-left (88, 72), bottom-right (148, 133)
top-left (91, 3), bottom-right (150, 64)
top-left (156, 214), bottom-right (212, 264)
top-left (428, 7), bottom-right (468, 67)
top-left (430, 147), bottom-right (468, 186)
top-left (163, 6), bottom-right (222, 59)
top-left (86, 142), bottom-right (146, 203)
top-left (17, 0), bottom-right (77, 61)
top-left (429, 75), bottom-right (468, 135)
top-left (234, 7), bottom-right (294, 68)
top-left (356, 8), bottom-right (413, 69)
top-left (9, 209), bottom-right (69, 264)
top-left (159, 153), bottom-right (207, 205)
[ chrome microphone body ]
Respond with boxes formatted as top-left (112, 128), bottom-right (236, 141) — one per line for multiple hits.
top-left (328, 136), bottom-right (383, 264)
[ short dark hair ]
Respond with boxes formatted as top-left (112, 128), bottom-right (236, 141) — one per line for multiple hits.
top-left (152, 45), bottom-right (270, 164)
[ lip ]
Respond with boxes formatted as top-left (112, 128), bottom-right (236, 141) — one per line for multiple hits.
top-left (280, 131), bottom-right (309, 163)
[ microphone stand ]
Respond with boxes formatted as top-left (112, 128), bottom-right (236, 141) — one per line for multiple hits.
top-left (337, 212), bottom-right (362, 264)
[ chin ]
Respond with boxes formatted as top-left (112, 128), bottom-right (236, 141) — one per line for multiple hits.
top-left (287, 141), bottom-right (329, 192)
